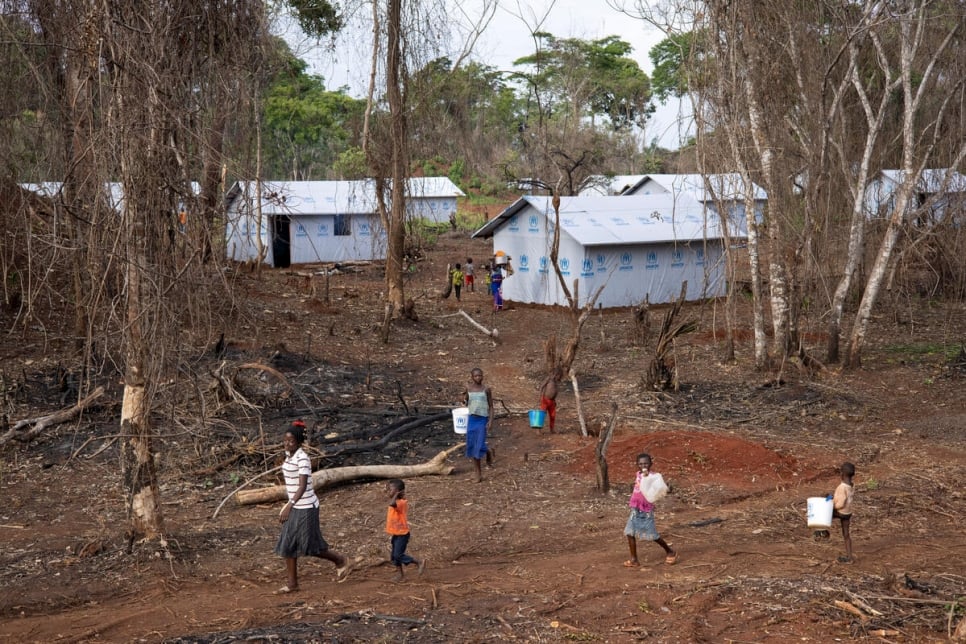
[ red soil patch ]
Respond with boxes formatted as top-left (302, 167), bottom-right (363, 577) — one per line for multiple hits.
top-left (571, 430), bottom-right (814, 496)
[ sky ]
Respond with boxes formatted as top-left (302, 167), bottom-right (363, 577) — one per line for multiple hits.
top-left (283, 0), bottom-right (692, 149)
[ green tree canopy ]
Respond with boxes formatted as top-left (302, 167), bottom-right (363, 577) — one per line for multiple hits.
top-left (512, 33), bottom-right (653, 131)
top-left (261, 40), bottom-right (365, 179)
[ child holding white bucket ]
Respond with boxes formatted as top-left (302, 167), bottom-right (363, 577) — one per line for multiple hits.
top-left (624, 453), bottom-right (677, 567)
top-left (832, 462), bottom-right (855, 563)
top-left (461, 367), bottom-right (494, 482)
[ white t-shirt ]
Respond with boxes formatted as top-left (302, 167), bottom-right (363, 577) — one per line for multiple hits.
top-left (282, 447), bottom-right (318, 509)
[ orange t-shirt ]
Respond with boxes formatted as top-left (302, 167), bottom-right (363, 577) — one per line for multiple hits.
top-left (386, 498), bottom-right (410, 535)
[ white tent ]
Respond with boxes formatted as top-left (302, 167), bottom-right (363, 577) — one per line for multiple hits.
top-left (471, 194), bottom-right (742, 308)
top-left (404, 177), bottom-right (465, 223)
top-left (863, 169), bottom-right (966, 224)
top-left (224, 177), bottom-right (465, 267)
top-left (225, 180), bottom-right (386, 267)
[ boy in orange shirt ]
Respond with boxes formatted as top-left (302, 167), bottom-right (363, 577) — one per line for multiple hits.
top-left (386, 479), bottom-right (426, 581)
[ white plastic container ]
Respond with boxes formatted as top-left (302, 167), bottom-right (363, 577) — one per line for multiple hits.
top-left (806, 496), bottom-right (834, 528)
top-left (641, 473), bottom-right (669, 503)
top-left (451, 407), bottom-right (469, 434)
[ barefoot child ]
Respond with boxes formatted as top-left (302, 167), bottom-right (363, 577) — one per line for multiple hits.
top-left (461, 367), bottom-right (495, 482)
top-left (385, 479), bottom-right (426, 581)
top-left (624, 453), bottom-right (677, 567)
top-left (274, 421), bottom-right (349, 593)
top-left (833, 462), bottom-right (855, 563)
top-left (538, 367), bottom-right (562, 433)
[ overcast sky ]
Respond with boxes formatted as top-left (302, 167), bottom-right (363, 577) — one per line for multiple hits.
top-left (283, 0), bottom-right (691, 149)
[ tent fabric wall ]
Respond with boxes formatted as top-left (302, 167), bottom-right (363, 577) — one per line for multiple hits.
top-left (474, 194), bottom-right (733, 308)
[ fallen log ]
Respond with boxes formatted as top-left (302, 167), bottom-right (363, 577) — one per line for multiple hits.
top-left (459, 309), bottom-right (499, 340)
top-left (234, 443), bottom-right (463, 505)
top-left (0, 386), bottom-right (105, 446)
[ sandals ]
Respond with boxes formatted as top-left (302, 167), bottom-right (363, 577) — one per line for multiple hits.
top-left (623, 560), bottom-right (640, 568)
top-left (665, 553), bottom-right (678, 565)
top-left (273, 585), bottom-right (298, 595)
top-left (335, 562), bottom-right (351, 581)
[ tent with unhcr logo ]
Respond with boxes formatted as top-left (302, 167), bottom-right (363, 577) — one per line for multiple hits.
top-left (470, 194), bottom-right (743, 309)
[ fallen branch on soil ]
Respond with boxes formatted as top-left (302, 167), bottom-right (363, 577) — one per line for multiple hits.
top-left (459, 309), bottom-right (499, 340)
top-left (234, 443), bottom-right (463, 505)
top-left (688, 517), bottom-right (725, 527)
top-left (0, 386), bottom-right (105, 445)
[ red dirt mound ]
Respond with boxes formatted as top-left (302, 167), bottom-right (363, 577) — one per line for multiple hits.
top-left (571, 430), bottom-right (816, 496)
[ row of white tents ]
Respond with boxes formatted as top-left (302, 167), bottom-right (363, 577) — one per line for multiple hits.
top-left (20, 168), bottom-right (964, 308)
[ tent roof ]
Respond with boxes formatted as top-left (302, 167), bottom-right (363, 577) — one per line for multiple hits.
top-left (878, 169), bottom-right (966, 193)
top-left (471, 194), bottom-right (738, 245)
top-left (624, 173), bottom-right (767, 201)
top-left (578, 174), bottom-right (649, 196)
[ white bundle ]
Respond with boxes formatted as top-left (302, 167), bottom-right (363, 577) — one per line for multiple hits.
top-left (640, 473), bottom-right (669, 503)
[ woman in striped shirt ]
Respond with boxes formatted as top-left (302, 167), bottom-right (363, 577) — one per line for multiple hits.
top-left (274, 421), bottom-right (349, 593)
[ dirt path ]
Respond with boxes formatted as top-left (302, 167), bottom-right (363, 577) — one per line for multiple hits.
top-left (2, 233), bottom-right (964, 642)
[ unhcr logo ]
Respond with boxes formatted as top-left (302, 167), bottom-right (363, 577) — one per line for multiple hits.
top-left (296, 223), bottom-right (308, 237)
top-left (560, 257), bottom-right (571, 275)
top-left (359, 223), bottom-right (370, 236)
top-left (508, 215), bottom-right (520, 231)
top-left (646, 251), bottom-right (659, 270)
top-left (696, 248), bottom-right (705, 265)
top-left (519, 254), bottom-right (530, 272)
top-left (539, 256), bottom-right (549, 273)
top-left (619, 252), bottom-right (633, 271)
top-left (528, 215), bottom-right (539, 232)
top-left (596, 254), bottom-right (606, 273)
top-left (581, 258), bottom-right (594, 277)
top-left (671, 249), bottom-right (684, 267)
top-left (317, 223), bottom-right (329, 237)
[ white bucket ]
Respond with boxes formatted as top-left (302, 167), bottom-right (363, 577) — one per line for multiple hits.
top-left (806, 496), bottom-right (834, 528)
top-left (452, 407), bottom-right (469, 434)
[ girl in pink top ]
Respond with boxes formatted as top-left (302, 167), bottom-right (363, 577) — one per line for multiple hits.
top-left (623, 453), bottom-right (677, 567)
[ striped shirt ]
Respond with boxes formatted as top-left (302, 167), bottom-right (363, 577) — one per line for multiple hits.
top-left (282, 447), bottom-right (318, 509)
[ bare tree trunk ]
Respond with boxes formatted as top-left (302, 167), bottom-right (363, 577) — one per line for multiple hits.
top-left (595, 403), bottom-right (618, 492)
top-left (827, 36), bottom-right (895, 364)
top-left (846, 7), bottom-right (965, 367)
top-left (384, 0), bottom-right (408, 316)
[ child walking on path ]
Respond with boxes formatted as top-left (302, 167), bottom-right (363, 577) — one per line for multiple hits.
top-left (274, 421), bottom-right (349, 593)
top-left (624, 453), bottom-right (677, 567)
top-left (385, 479), bottom-right (426, 581)
top-left (464, 258), bottom-right (475, 292)
top-left (461, 367), bottom-right (494, 482)
top-left (832, 462), bottom-right (855, 563)
top-left (538, 367), bottom-right (562, 433)
top-left (451, 263), bottom-right (464, 301)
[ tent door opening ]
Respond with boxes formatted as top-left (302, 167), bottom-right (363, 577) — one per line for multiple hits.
top-left (272, 215), bottom-right (291, 268)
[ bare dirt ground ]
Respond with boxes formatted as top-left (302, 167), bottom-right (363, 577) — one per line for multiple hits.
top-left (2, 231), bottom-right (965, 643)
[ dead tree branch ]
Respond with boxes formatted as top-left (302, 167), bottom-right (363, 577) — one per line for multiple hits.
top-left (234, 443), bottom-right (463, 505)
top-left (1, 386), bottom-right (105, 445)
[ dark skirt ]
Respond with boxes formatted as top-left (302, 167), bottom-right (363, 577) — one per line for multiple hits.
top-left (274, 505), bottom-right (330, 558)
top-left (465, 414), bottom-right (489, 459)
